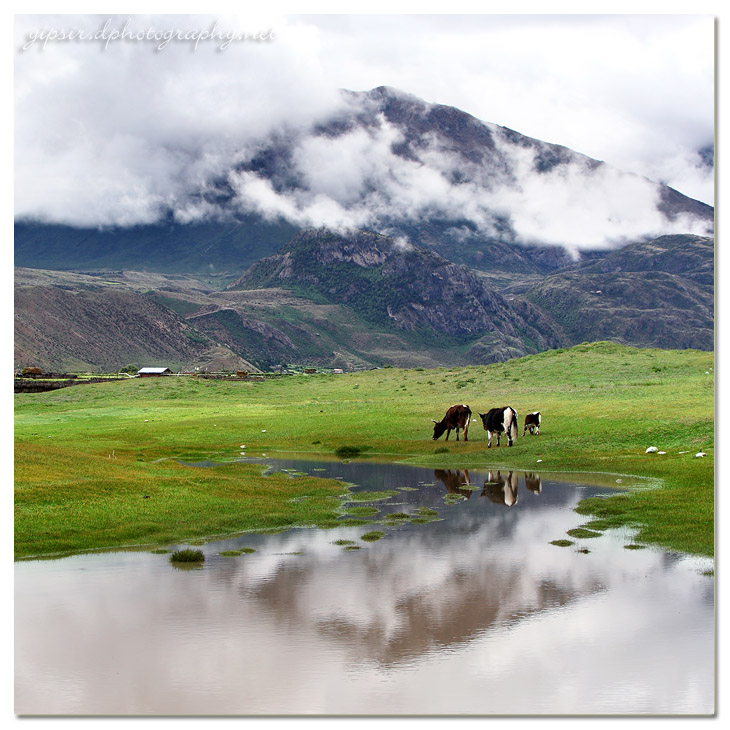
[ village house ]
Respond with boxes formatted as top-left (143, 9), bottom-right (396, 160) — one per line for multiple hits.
top-left (137, 367), bottom-right (173, 377)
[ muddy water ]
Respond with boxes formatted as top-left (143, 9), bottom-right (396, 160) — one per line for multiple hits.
top-left (15, 458), bottom-right (714, 716)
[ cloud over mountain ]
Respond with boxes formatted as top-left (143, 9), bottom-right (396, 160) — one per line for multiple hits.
top-left (15, 15), bottom-right (713, 253)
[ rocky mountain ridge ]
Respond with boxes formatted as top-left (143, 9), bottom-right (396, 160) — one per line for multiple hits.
top-left (14, 230), bottom-right (714, 372)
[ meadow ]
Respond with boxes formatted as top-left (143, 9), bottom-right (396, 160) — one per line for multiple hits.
top-left (14, 342), bottom-right (714, 560)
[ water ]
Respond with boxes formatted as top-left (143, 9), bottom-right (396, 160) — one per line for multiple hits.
top-left (14, 457), bottom-right (715, 716)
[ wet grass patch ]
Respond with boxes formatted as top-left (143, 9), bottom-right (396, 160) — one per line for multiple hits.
top-left (383, 512), bottom-right (411, 524)
top-left (150, 548), bottom-right (171, 554)
top-left (170, 548), bottom-right (204, 563)
top-left (219, 547), bottom-right (256, 556)
top-left (443, 494), bottom-right (467, 505)
top-left (345, 490), bottom-right (399, 503)
top-left (361, 530), bottom-right (385, 542)
top-left (410, 507), bottom-right (441, 524)
top-left (566, 528), bottom-right (602, 539)
top-left (624, 544), bottom-right (646, 550)
top-left (318, 517), bottom-right (374, 529)
top-left (342, 506), bottom-right (380, 517)
top-left (332, 539), bottom-right (356, 546)
top-left (550, 539), bottom-right (574, 547)
top-left (334, 445), bottom-right (372, 458)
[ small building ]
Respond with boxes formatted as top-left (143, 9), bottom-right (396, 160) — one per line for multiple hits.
top-left (138, 367), bottom-right (173, 377)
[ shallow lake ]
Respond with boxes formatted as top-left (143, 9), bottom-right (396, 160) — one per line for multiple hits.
top-left (15, 457), bottom-right (714, 716)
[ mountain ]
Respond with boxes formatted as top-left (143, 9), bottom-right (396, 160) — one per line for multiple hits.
top-left (14, 86), bottom-right (713, 279)
top-left (14, 229), bottom-right (714, 372)
top-left (14, 268), bottom-right (256, 373)
top-left (13, 87), bottom-right (715, 371)
top-left (231, 229), bottom-right (566, 356)
top-left (523, 235), bottom-right (714, 351)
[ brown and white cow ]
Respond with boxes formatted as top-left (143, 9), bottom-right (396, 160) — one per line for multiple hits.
top-left (478, 407), bottom-right (518, 447)
top-left (432, 404), bottom-right (472, 441)
top-left (523, 411), bottom-right (541, 436)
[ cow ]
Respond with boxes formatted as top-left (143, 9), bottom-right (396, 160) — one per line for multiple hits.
top-left (432, 404), bottom-right (472, 441)
top-left (523, 411), bottom-right (541, 436)
top-left (478, 407), bottom-right (518, 447)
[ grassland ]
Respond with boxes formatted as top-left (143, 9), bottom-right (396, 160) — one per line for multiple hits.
top-left (14, 342), bottom-right (714, 560)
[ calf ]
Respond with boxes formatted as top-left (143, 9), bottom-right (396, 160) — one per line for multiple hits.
top-left (523, 411), bottom-right (541, 436)
top-left (432, 404), bottom-right (471, 441)
top-left (478, 407), bottom-right (518, 447)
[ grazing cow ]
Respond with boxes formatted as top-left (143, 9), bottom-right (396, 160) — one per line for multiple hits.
top-left (432, 404), bottom-right (472, 441)
top-left (478, 407), bottom-right (518, 447)
top-left (523, 411), bottom-right (541, 436)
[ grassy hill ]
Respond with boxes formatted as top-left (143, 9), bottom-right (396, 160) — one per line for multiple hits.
top-left (15, 343), bottom-right (714, 560)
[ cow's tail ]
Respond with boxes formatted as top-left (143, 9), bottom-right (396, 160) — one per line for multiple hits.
top-left (509, 407), bottom-right (518, 441)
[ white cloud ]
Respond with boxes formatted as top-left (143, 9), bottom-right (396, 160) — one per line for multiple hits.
top-left (14, 12), bottom-right (715, 245)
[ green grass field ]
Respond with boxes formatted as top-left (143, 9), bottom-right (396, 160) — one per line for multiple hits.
top-left (14, 342), bottom-right (714, 560)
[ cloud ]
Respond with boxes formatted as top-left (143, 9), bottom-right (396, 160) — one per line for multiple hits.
top-left (14, 13), bottom-right (714, 250)
top-left (223, 110), bottom-right (711, 250)
top-left (14, 13), bottom-right (346, 226)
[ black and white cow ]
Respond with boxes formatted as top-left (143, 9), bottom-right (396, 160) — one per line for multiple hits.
top-left (478, 407), bottom-right (518, 447)
top-left (523, 411), bottom-right (541, 436)
top-left (432, 404), bottom-right (472, 441)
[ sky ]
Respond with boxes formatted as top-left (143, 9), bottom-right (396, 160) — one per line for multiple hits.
top-left (13, 8), bottom-right (716, 238)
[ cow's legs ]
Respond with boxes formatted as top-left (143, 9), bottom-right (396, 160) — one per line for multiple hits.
top-left (463, 421), bottom-right (469, 441)
top-left (487, 431), bottom-right (493, 448)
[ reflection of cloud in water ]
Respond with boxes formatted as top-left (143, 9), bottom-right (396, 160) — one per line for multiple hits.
top-left (14, 466), bottom-right (714, 715)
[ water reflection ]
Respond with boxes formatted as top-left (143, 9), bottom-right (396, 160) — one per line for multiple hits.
top-left (482, 470), bottom-right (521, 506)
top-left (15, 459), bottom-right (714, 716)
top-left (434, 468), bottom-right (473, 498)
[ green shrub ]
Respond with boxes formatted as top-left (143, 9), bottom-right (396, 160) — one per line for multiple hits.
top-left (170, 548), bottom-right (205, 563)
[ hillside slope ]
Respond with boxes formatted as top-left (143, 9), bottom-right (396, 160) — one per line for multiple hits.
top-left (524, 235), bottom-right (714, 351)
top-left (14, 276), bottom-right (256, 372)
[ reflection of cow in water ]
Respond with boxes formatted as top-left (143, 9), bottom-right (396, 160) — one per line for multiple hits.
top-left (434, 469), bottom-right (473, 499)
top-left (481, 470), bottom-right (519, 507)
top-left (524, 472), bottom-right (542, 494)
